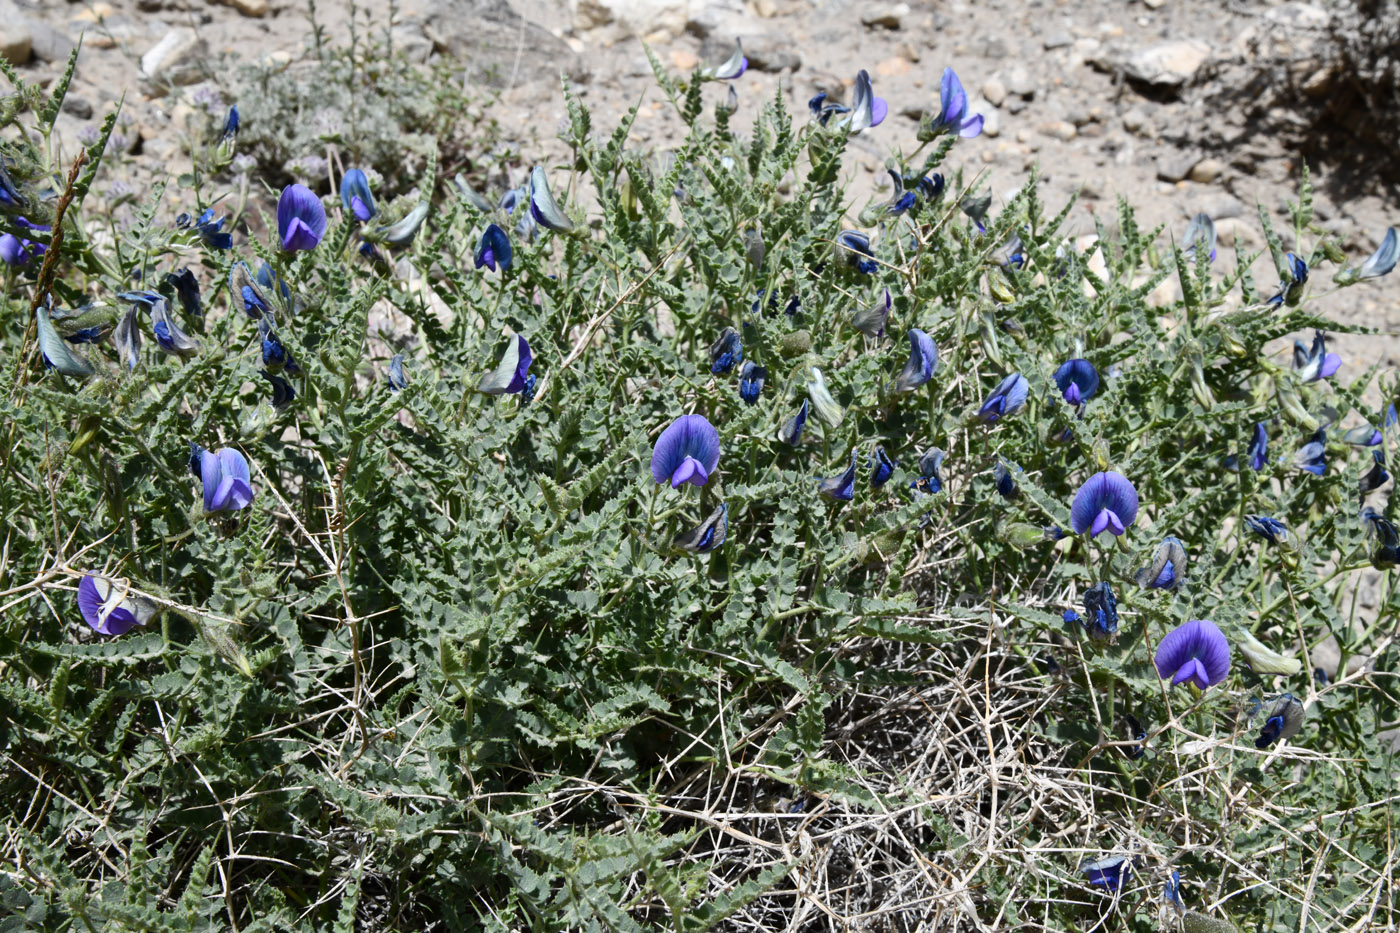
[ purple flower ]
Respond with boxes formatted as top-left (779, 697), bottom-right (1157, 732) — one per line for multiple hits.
top-left (1182, 213), bottom-right (1217, 263)
top-left (738, 361), bottom-right (765, 405)
top-left (808, 92), bottom-right (850, 127)
top-left (277, 183), bottom-right (327, 252)
top-left (187, 208), bottom-right (233, 250)
top-left (846, 69), bottom-right (887, 132)
top-left (927, 67), bottom-right (983, 138)
top-left (1357, 227), bottom-right (1397, 280)
top-left (1154, 619), bottom-right (1230, 690)
top-left (474, 223), bottom-right (512, 272)
top-left (340, 168), bottom-right (377, 222)
top-left (777, 399), bottom-right (809, 446)
top-left (869, 445), bottom-right (895, 488)
top-left (977, 373), bottom-right (1029, 423)
top-left (528, 167), bottom-right (573, 233)
top-left (895, 328), bottom-right (938, 392)
top-left (1136, 536), bottom-right (1186, 590)
top-left (77, 575), bottom-right (155, 637)
top-left (191, 443), bottom-right (254, 513)
top-left (478, 333), bottom-right (534, 396)
top-left (1081, 856), bottom-right (1130, 892)
top-left (1293, 330), bottom-right (1341, 383)
top-left (1248, 421), bottom-right (1268, 471)
top-left (1252, 694), bottom-right (1304, 749)
top-left (1295, 429), bottom-right (1326, 476)
top-left (818, 450), bottom-right (858, 501)
top-left (1053, 359), bottom-right (1099, 406)
top-left (651, 414), bottom-right (720, 489)
top-left (709, 326), bottom-right (743, 375)
top-left (675, 503), bottom-right (729, 553)
top-left (708, 40), bottom-right (747, 80)
top-left (1267, 252), bottom-right (1309, 306)
top-left (1070, 471), bottom-right (1138, 538)
top-left (837, 230), bottom-right (877, 274)
top-left (0, 233), bottom-right (30, 266)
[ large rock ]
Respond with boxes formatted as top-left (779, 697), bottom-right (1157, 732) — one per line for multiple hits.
top-left (28, 21), bottom-right (76, 64)
top-left (141, 27), bottom-right (207, 89)
top-left (1122, 39), bottom-right (1211, 88)
top-left (421, 0), bottom-right (586, 87)
top-left (0, 3), bottom-right (33, 66)
top-left (574, 0), bottom-right (688, 40)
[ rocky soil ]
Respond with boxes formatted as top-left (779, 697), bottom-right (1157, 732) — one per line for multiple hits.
top-left (2, 0), bottom-right (1396, 369)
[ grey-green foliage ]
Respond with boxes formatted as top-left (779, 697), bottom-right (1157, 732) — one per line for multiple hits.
top-left (0, 37), bottom-right (1397, 933)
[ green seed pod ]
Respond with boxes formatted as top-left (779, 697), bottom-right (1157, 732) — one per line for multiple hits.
top-left (1276, 380), bottom-right (1319, 432)
top-left (779, 330), bottom-right (812, 357)
top-left (988, 273), bottom-right (1016, 304)
top-left (978, 312), bottom-right (1004, 367)
top-left (48, 662), bottom-right (70, 714)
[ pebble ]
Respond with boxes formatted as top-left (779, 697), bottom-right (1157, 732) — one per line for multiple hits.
top-left (0, 5), bottom-right (32, 65)
top-left (61, 95), bottom-right (93, 119)
top-left (1005, 66), bottom-right (1036, 98)
top-left (875, 56), bottom-right (910, 77)
top-left (224, 0), bottom-right (270, 16)
top-left (1121, 107), bottom-right (1149, 135)
top-left (1144, 0), bottom-right (1166, 8)
top-left (141, 27), bottom-right (208, 87)
top-left (1188, 158), bottom-right (1225, 184)
top-left (670, 48), bottom-right (699, 70)
top-left (1122, 39), bottom-right (1211, 88)
top-left (1043, 31), bottom-right (1073, 50)
top-left (980, 107), bottom-right (1001, 137)
top-left (1040, 120), bottom-right (1078, 142)
top-left (861, 3), bottom-right (908, 29)
top-left (982, 76), bottom-right (1007, 107)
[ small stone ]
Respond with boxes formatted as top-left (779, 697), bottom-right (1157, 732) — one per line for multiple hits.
top-left (1005, 66), bottom-right (1036, 98)
top-left (61, 95), bottom-right (93, 119)
top-left (1078, 178), bottom-right (1104, 199)
top-left (861, 3), bottom-right (908, 29)
top-left (1143, 0), bottom-right (1166, 8)
top-left (0, 7), bottom-right (33, 66)
top-left (224, 0), bottom-right (269, 17)
top-left (70, 2), bottom-right (117, 23)
top-left (1156, 150), bottom-right (1200, 182)
top-left (1040, 120), bottom-right (1078, 142)
top-left (141, 28), bottom-right (207, 88)
top-left (1121, 107), bottom-right (1149, 135)
top-left (1123, 39), bottom-right (1211, 88)
top-left (739, 34), bottom-right (800, 72)
top-left (27, 22), bottom-right (76, 64)
top-left (982, 76), bottom-right (1007, 107)
top-left (875, 56), bottom-right (910, 78)
top-left (1043, 31), bottom-right (1072, 50)
top-left (980, 107), bottom-right (1001, 137)
top-left (1188, 158), bottom-right (1225, 184)
top-left (671, 48), bottom-right (699, 70)
top-left (898, 41), bottom-right (920, 63)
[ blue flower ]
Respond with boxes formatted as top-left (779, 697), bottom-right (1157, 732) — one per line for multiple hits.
top-left (478, 333), bottom-right (534, 396)
top-left (887, 191), bottom-right (916, 216)
top-left (926, 67), bottom-right (983, 138)
top-left (277, 184), bottom-right (326, 252)
top-left (675, 503), bottom-right (729, 553)
top-left (1164, 870), bottom-right (1184, 912)
top-left (852, 288), bottom-right (892, 338)
top-left (896, 328), bottom-right (939, 392)
top-left (977, 373), bottom-right (1029, 423)
top-left (869, 445), bottom-right (895, 488)
top-left (191, 443), bottom-right (254, 512)
top-left (164, 268), bottom-right (202, 320)
top-left (1136, 536), bottom-right (1186, 590)
top-left (1251, 693), bottom-right (1304, 749)
top-left (807, 92), bottom-right (850, 127)
top-left (1362, 507), bottom-right (1400, 567)
top-left (229, 262), bottom-right (273, 320)
top-left (708, 41), bottom-right (747, 80)
top-left (1053, 359), bottom-right (1098, 406)
top-left (1244, 514), bottom-right (1289, 545)
top-left (0, 163), bottom-right (23, 210)
top-left (147, 296), bottom-right (198, 358)
top-left (1248, 421), bottom-right (1268, 471)
top-left (1080, 855), bottom-right (1130, 891)
top-left (1081, 582), bottom-right (1119, 639)
top-left (1062, 609), bottom-right (1080, 625)
top-left (1295, 429), bottom-right (1327, 476)
top-left (709, 326), bottom-right (743, 375)
top-left (1359, 450), bottom-right (1389, 496)
top-left (738, 361), bottom-right (765, 405)
top-left (911, 447), bottom-right (945, 496)
top-left (845, 69), bottom-right (888, 133)
top-left (777, 399), bottom-right (809, 446)
top-left (261, 369), bottom-right (296, 409)
top-left (784, 294), bottom-right (802, 317)
top-left (340, 168), bottom-right (377, 222)
top-left (837, 230), bottom-right (878, 274)
top-left (1338, 227), bottom-right (1397, 284)
top-left (76, 574), bottom-right (156, 637)
top-left (387, 353), bottom-right (409, 391)
top-left (220, 105), bottom-right (239, 141)
top-left (1267, 252), bottom-right (1309, 306)
top-left (652, 414), bottom-right (721, 488)
top-left (185, 208), bottom-right (232, 250)
top-left (529, 166), bottom-right (574, 233)
top-left (910, 173), bottom-right (945, 201)
top-left (474, 222), bottom-right (513, 272)
top-left (1182, 213), bottom-right (1217, 263)
top-left (259, 319), bottom-right (300, 375)
top-left (992, 461), bottom-right (1019, 500)
top-left (1293, 330), bottom-right (1341, 382)
top-left (1071, 471), bottom-right (1139, 538)
top-left (113, 304), bottom-right (141, 372)
top-left (819, 450), bottom-right (858, 501)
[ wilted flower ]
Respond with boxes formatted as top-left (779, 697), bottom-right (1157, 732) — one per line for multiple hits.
top-left (1266, 252), bottom-right (1309, 306)
top-left (651, 414), bottom-right (721, 489)
top-left (478, 333), bottom-right (535, 397)
top-left (1135, 536), bottom-right (1186, 590)
top-left (1123, 713), bottom-right (1148, 761)
top-left (528, 166), bottom-right (574, 233)
top-left (164, 268), bottom-right (201, 320)
top-left (113, 304), bottom-right (141, 372)
top-left (339, 168), bottom-right (377, 222)
top-left (837, 230), bottom-right (878, 274)
top-left (896, 328), bottom-right (938, 392)
top-left (1248, 421), bottom-right (1268, 471)
top-left (742, 225), bottom-right (764, 269)
top-left (1081, 582), bottom-right (1119, 640)
top-left (844, 69), bottom-right (888, 133)
top-left (277, 184), bottom-right (327, 251)
top-left (1362, 506), bottom-right (1400, 567)
top-left (0, 162), bottom-right (24, 210)
top-left (1295, 429), bottom-right (1327, 476)
top-left (869, 445), bottom-right (895, 488)
top-left (1359, 450), bottom-right (1389, 496)
top-left (675, 503), bottom-right (729, 553)
top-left (191, 443), bottom-right (254, 512)
top-left (259, 319), bottom-right (300, 374)
top-left (1070, 471), bottom-right (1139, 538)
top-left (777, 399), bottom-right (810, 446)
top-left (1293, 330), bottom-right (1341, 383)
top-left (1244, 514), bottom-right (1289, 545)
top-left (807, 367), bottom-right (844, 427)
top-left (1053, 359), bottom-right (1098, 406)
top-left (807, 91), bottom-right (851, 127)
top-left (1181, 213), bottom-right (1217, 263)
top-left (147, 295), bottom-right (198, 358)
top-left (961, 192), bottom-right (992, 234)
top-left (925, 67), bottom-right (983, 138)
top-left (993, 461), bottom-right (1019, 500)
top-left (1080, 856), bottom-right (1130, 892)
top-left (1163, 871), bottom-right (1184, 912)
top-left (1336, 227), bottom-right (1397, 284)
top-left (851, 288), bottom-right (892, 338)
top-left (77, 575), bottom-right (157, 637)
top-left (181, 208), bottom-right (232, 250)
top-left (1237, 630), bottom-right (1302, 676)
top-left (818, 450), bottom-right (858, 501)
top-left (706, 40), bottom-right (747, 80)
top-left (738, 361), bottom-right (765, 405)
top-left (35, 304), bottom-right (94, 377)
top-left (1250, 694), bottom-right (1304, 749)
top-left (709, 327), bottom-right (743, 375)
top-left (219, 105), bottom-right (239, 141)
top-left (911, 447), bottom-right (945, 496)
top-left (978, 373), bottom-right (1029, 423)
top-left (387, 353), bottom-right (408, 391)
top-left (229, 262), bottom-right (272, 320)
top-left (373, 202), bottom-right (430, 248)
top-left (1155, 619), bottom-right (1230, 689)
top-left (474, 223), bottom-right (512, 273)
top-left (261, 369), bottom-right (296, 409)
